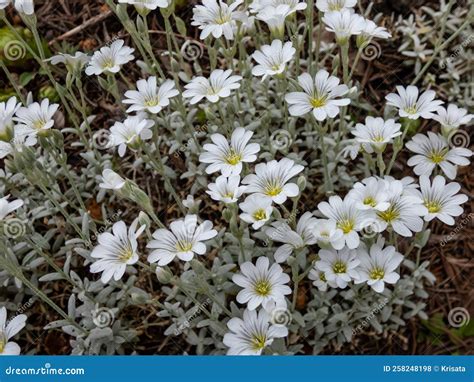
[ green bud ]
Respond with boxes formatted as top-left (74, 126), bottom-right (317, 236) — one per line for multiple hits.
top-left (400, 117), bottom-right (421, 137)
top-left (156, 266), bottom-right (173, 284)
top-left (38, 86), bottom-right (60, 103)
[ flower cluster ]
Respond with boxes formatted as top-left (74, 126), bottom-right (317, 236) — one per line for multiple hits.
top-left (0, 0), bottom-right (471, 357)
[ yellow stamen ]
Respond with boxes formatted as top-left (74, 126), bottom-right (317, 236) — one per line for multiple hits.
top-left (369, 267), bottom-right (385, 280)
top-left (254, 280), bottom-right (271, 296)
top-left (333, 261), bottom-right (347, 274)
top-left (337, 219), bottom-right (354, 234)
top-left (253, 209), bottom-right (267, 221)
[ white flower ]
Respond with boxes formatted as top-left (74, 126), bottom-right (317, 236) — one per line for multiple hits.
top-left (233, 257), bottom-right (291, 311)
top-left (317, 196), bottom-right (374, 249)
top-left (0, 128), bottom-right (37, 159)
top-left (0, 195), bottom-right (23, 221)
top-left (315, 248), bottom-right (359, 289)
top-left (285, 70), bottom-right (350, 121)
top-left (254, 5), bottom-right (292, 36)
top-left (308, 267), bottom-right (335, 291)
top-left (352, 117), bottom-right (401, 152)
top-left (123, 77), bottom-right (179, 114)
top-left (406, 132), bottom-right (472, 180)
top-left (239, 194), bottom-right (273, 230)
top-left (355, 242), bottom-right (403, 293)
top-left (310, 219), bottom-right (345, 250)
top-left (206, 175), bottom-right (246, 203)
top-left (264, 212), bottom-right (317, 263)
top-left (118, 0), bottom-right (170, 11)
top-left (347, 177), bottom-right (390, 212)
top-left (99, 169), bottom-right (126, 190)
top-left (223, 309), bottom-right (288, 355)
top-left (0, 0), bottom-right (11, 10)
top-left (90, 220), bottom-right (145, 283)
top-left (373, 179), bottom-right (427, 237)
top-left (13, 0), bottom-right (34, 14)
top-left (250, 0), bottom-right (307, 13)
top-left (360, 19), bottom-right (391, 41)
top-left (242, 158), bottom-right (304, 204)
top-left (322, 9), bottom-right (366, 44)
top-left (0, 307), bottom-right (27, 355)
top-left (433, 104), bottom-right (473, 134)
top-left (251, 40), bottom-right (295, 80)
top-left (192, 0), bottom-right (245, 40)
top-left (0, 96), bottom-right (20, 139)
top-left (315, 0), bottom-right (356, 12)
top-left (199, 127), bottom-right (260, 176)
top-left (385, 86), bottom-right (443, 120)
top-left (13, 99), bottom-right (59, 138)
top-left (183, 69), bottom-right (242, 104)
top-left (147, 215), bottom-right (217, 265)
top-left (85, 40), bottom-right (135, 76)
top-left (46, 52), bottom-right (90, 71)
top-left (414, 175), bottom-right (468, 225)
top-left (108, 115), bottom-right (154, 157)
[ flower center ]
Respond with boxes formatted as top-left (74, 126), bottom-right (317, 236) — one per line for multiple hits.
top-left (0, 333), bottom-right (5, 354)
top-left (310, 96), bottom-right (327, 108)
top-left (254, 280), bottom-right (272, 296)
top-left (424, 200), bottom-right (441, 213)
top-left (118, 248), bottom-right (134, 262)
top-left (215, 10), bottom-right (231, 25)
top-left (369, 267), bottom-right (385, 280)
top-left (371, 134), bottom-right (385, 142)
top-left (377, 205), bottom-right (399, 223)
top-left (320, 231), bottom-right (329, 238)
top-left (225, 149), bottom-right (242, 165)
top-left (319, 272), bottom-right (327, 282)
top-left (337, 219), bottom-right (354, 234)
top-left (265, 185), bottom-right (282, 196)
top-left (144, 97), bottom-right (160, 107)
top-left (250, 334), bottom-right (267, 351)
top-left (328, 0), bottom-right (344, 11)
top-left (429, 151), bottom-right (446, 164)
top-left (33, 119), bottom-right (46, 130)
top-left (253, 209), bottom-right (267, 221)
top-left (404, 105), bottom-right (418, 114)
top-left (102, 58), bottom-right (115, 69)
top-left (332, 261), bottom-right (347, 274)
top-left (363, 196), bottom-right (377, 207)
top-left (223, 191), bottom-right (234, 199)
top-left (176, 241), bottom-right (193, 252)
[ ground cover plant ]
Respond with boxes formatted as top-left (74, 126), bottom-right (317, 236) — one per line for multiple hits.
top-left (0, 0), bottom-right (472, 355)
